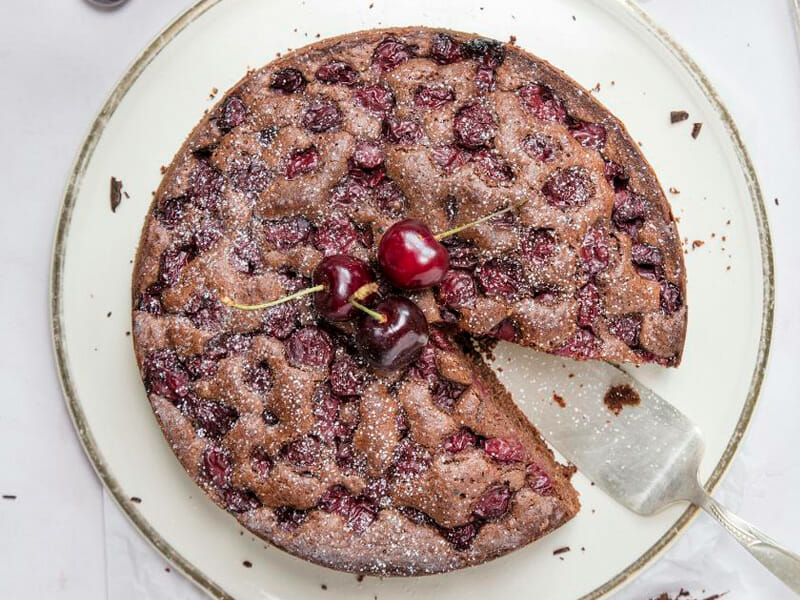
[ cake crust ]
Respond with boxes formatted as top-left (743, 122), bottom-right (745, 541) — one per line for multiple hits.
top-left (132, 27), bottom-right (686, 575)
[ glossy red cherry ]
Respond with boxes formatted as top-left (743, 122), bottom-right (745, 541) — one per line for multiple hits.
top-left (356, 297), bottom-right (429, 370)
top-left (312, 255), bottom-right (376, 321)
top-left (378, 220), bottom-right (450, 289)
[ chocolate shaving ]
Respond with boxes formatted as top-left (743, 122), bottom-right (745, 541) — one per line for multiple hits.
top-left (552, 546), bottom-right (570, 555)
top-left (691, 122), bottom-right (703, 139)
top-left (552, 392), bottom-right (566, 408)
top-left (670, 110), bottom-right (689, 123)
top-left (130, 496), bottom-right (142, 503)
top-left (243, 560), bottom-right (253, 568)
top-left (110, 177), bottom-right (123, 212)
top-left (2, 494), bottom-right (17, 500)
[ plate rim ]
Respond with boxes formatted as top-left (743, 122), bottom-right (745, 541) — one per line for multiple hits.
top-left (49, 1), bottom-right (774, 599)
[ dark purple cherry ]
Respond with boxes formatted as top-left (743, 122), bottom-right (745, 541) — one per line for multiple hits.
top-left (378, 219), bottom-right (450, 289)
top-left (356, 297), bottom-right (429, 370)
top-left (312, 255), bottom-right (376, 321)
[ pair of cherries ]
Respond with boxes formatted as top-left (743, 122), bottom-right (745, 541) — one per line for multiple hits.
top-left (224, 200), bottom-right (525, 370)
top-left (223, 219), bottom-right (447, 371)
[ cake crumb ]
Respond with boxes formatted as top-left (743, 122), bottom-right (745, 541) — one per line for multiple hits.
top-left (508, 35), bottom-right (517, 44)
top-left (321, 584), bottom-right (328, 590)
top-left (110, 177), bottom-right (123, 212)
top-left (243, 560), bottom-right (253, 568)
top-left (603, 384), bottom-right (640, 415)
top-left (774, 197), bottom-right (780, 206)
top-left (160, 165), bottom-right (167, 174)
top-left (552, 392), bottom-right (566, 408)
top-left (692, 240), bottom-right (705, 249)
top-left (668, 187), bottom-right (680, 194)
top-left (165, 567), bottom-right (171, 572)
top-left (670, 110), bottom-right (689, 123)
top-left (691, 122), bottom-right (703, 139)
top-left (356, 574), bottom-right (365, 582)
top-left (590, 82), bottom-right (601, 93)
top-left (572, 15), bottom-right (576, 21)
top-left (209, 86), bottom-right (219, 99)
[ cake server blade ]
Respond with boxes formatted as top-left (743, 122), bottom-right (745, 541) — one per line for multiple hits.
top-left (496, 351), bottom-right (800, 593)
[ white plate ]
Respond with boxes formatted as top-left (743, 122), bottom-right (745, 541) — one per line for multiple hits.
top-left (51, 1), bottom-right (773, 599)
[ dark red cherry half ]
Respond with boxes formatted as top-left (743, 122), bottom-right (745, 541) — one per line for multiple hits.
top-left (378, 220), bottom-right (450, 289)
top-left (356, 297), bottom-right (429, 370)
top-left (312, 255), bottom-right (376, 322)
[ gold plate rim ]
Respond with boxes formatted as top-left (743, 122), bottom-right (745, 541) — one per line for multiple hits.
top-left (49, 1), bottom-right (774, 599)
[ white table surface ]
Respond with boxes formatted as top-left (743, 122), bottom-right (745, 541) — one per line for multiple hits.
top-left (0, 1), bottom-right (798, 598)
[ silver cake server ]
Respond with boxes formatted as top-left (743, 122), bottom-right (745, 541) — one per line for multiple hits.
top-left (498, 352), bottom-right (800, 594)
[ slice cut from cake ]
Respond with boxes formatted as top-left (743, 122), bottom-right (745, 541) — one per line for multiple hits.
top-left (132, 27), bottom-right (686, 575)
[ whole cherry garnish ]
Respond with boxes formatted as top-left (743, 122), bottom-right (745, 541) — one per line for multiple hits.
top-left (356, 296), bottom-right (429, 370)
top-left (312, 255), bottom-right (376, 321)
top-left (378, 220), bottom-right (450, 289)
top-left (221, 255), bottom-right (376, 323)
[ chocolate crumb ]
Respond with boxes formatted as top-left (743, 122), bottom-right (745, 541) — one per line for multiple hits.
top-left (552, 392), bottom-right (566, 408)
top-left (165, 567), bottom-right (171, 572)
top-left (243, 560), bottom-right (253, 568)
top-left (691, 122), bottom-right (703, 139)
top-left (603, 384), bottom-right (640, 415)
top-left (369, 2), bottom-right (373, 7)
top-left (670, 110), bottom-right (689, 123)
top-left (125, 331), bottom-right (131, 336)
top-left (580, 546), bottom-right (585, 551)
top-left (107, 311), bottom-right (112, 318)
top-left (130, 496), bottom-right (142, 504)
top-left (123, 191), bottom-right (130, 199)
top-left (160, 165), bottom-right (167, 174)
top-left (568, 373), bottom-right (574, 378)
top-left (775, 197), bottom-right (780, 206)
top-left (552, 546), bottom-right (570, 555)
top-left (321, 584), bottom-right (328, 590)
top-left (669, 187), bottom-right (680, 194)
top-left (572, 15), bottom-right (576, 21)
top-left (692, 240), bottom-right (704, 249)
top-left (2, 494), bottom-right (17, 500)
top-left (356, 574), bottom-right (365, 582)
top-left (110, 177), bottom-right (123, 212)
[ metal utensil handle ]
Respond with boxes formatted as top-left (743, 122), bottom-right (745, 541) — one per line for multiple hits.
top-left (696, 490), bottom-right (800, 594)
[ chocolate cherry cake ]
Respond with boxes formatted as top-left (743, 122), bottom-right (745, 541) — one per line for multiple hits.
top-left (132, 27), bottom-right (686, 575)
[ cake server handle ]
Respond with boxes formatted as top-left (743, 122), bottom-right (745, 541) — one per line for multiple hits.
top-left (693, 486), bottom-right (800, 594)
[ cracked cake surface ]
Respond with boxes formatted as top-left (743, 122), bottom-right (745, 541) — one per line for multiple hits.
top-left (132, 27), bottom-right (686, 575)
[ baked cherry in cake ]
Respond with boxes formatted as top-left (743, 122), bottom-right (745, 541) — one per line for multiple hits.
top-left (133, 27), bottom-right (686, 576)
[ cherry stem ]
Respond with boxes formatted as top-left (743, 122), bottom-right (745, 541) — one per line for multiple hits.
top-left (434, 197), bottom-right (530, 241)
top-left (349, 299), bottom-right (387, 323)
top-left (220, 284), bottom-right (325, 311)
top-left (348, 282), bottom-right (385, 322)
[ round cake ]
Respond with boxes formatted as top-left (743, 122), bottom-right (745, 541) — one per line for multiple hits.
top-left (132, 27), bottom-right (686, 575)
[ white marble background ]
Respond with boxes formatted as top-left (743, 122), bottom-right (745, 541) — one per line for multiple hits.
top-left (1, 0), bottom-right (798, 598)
